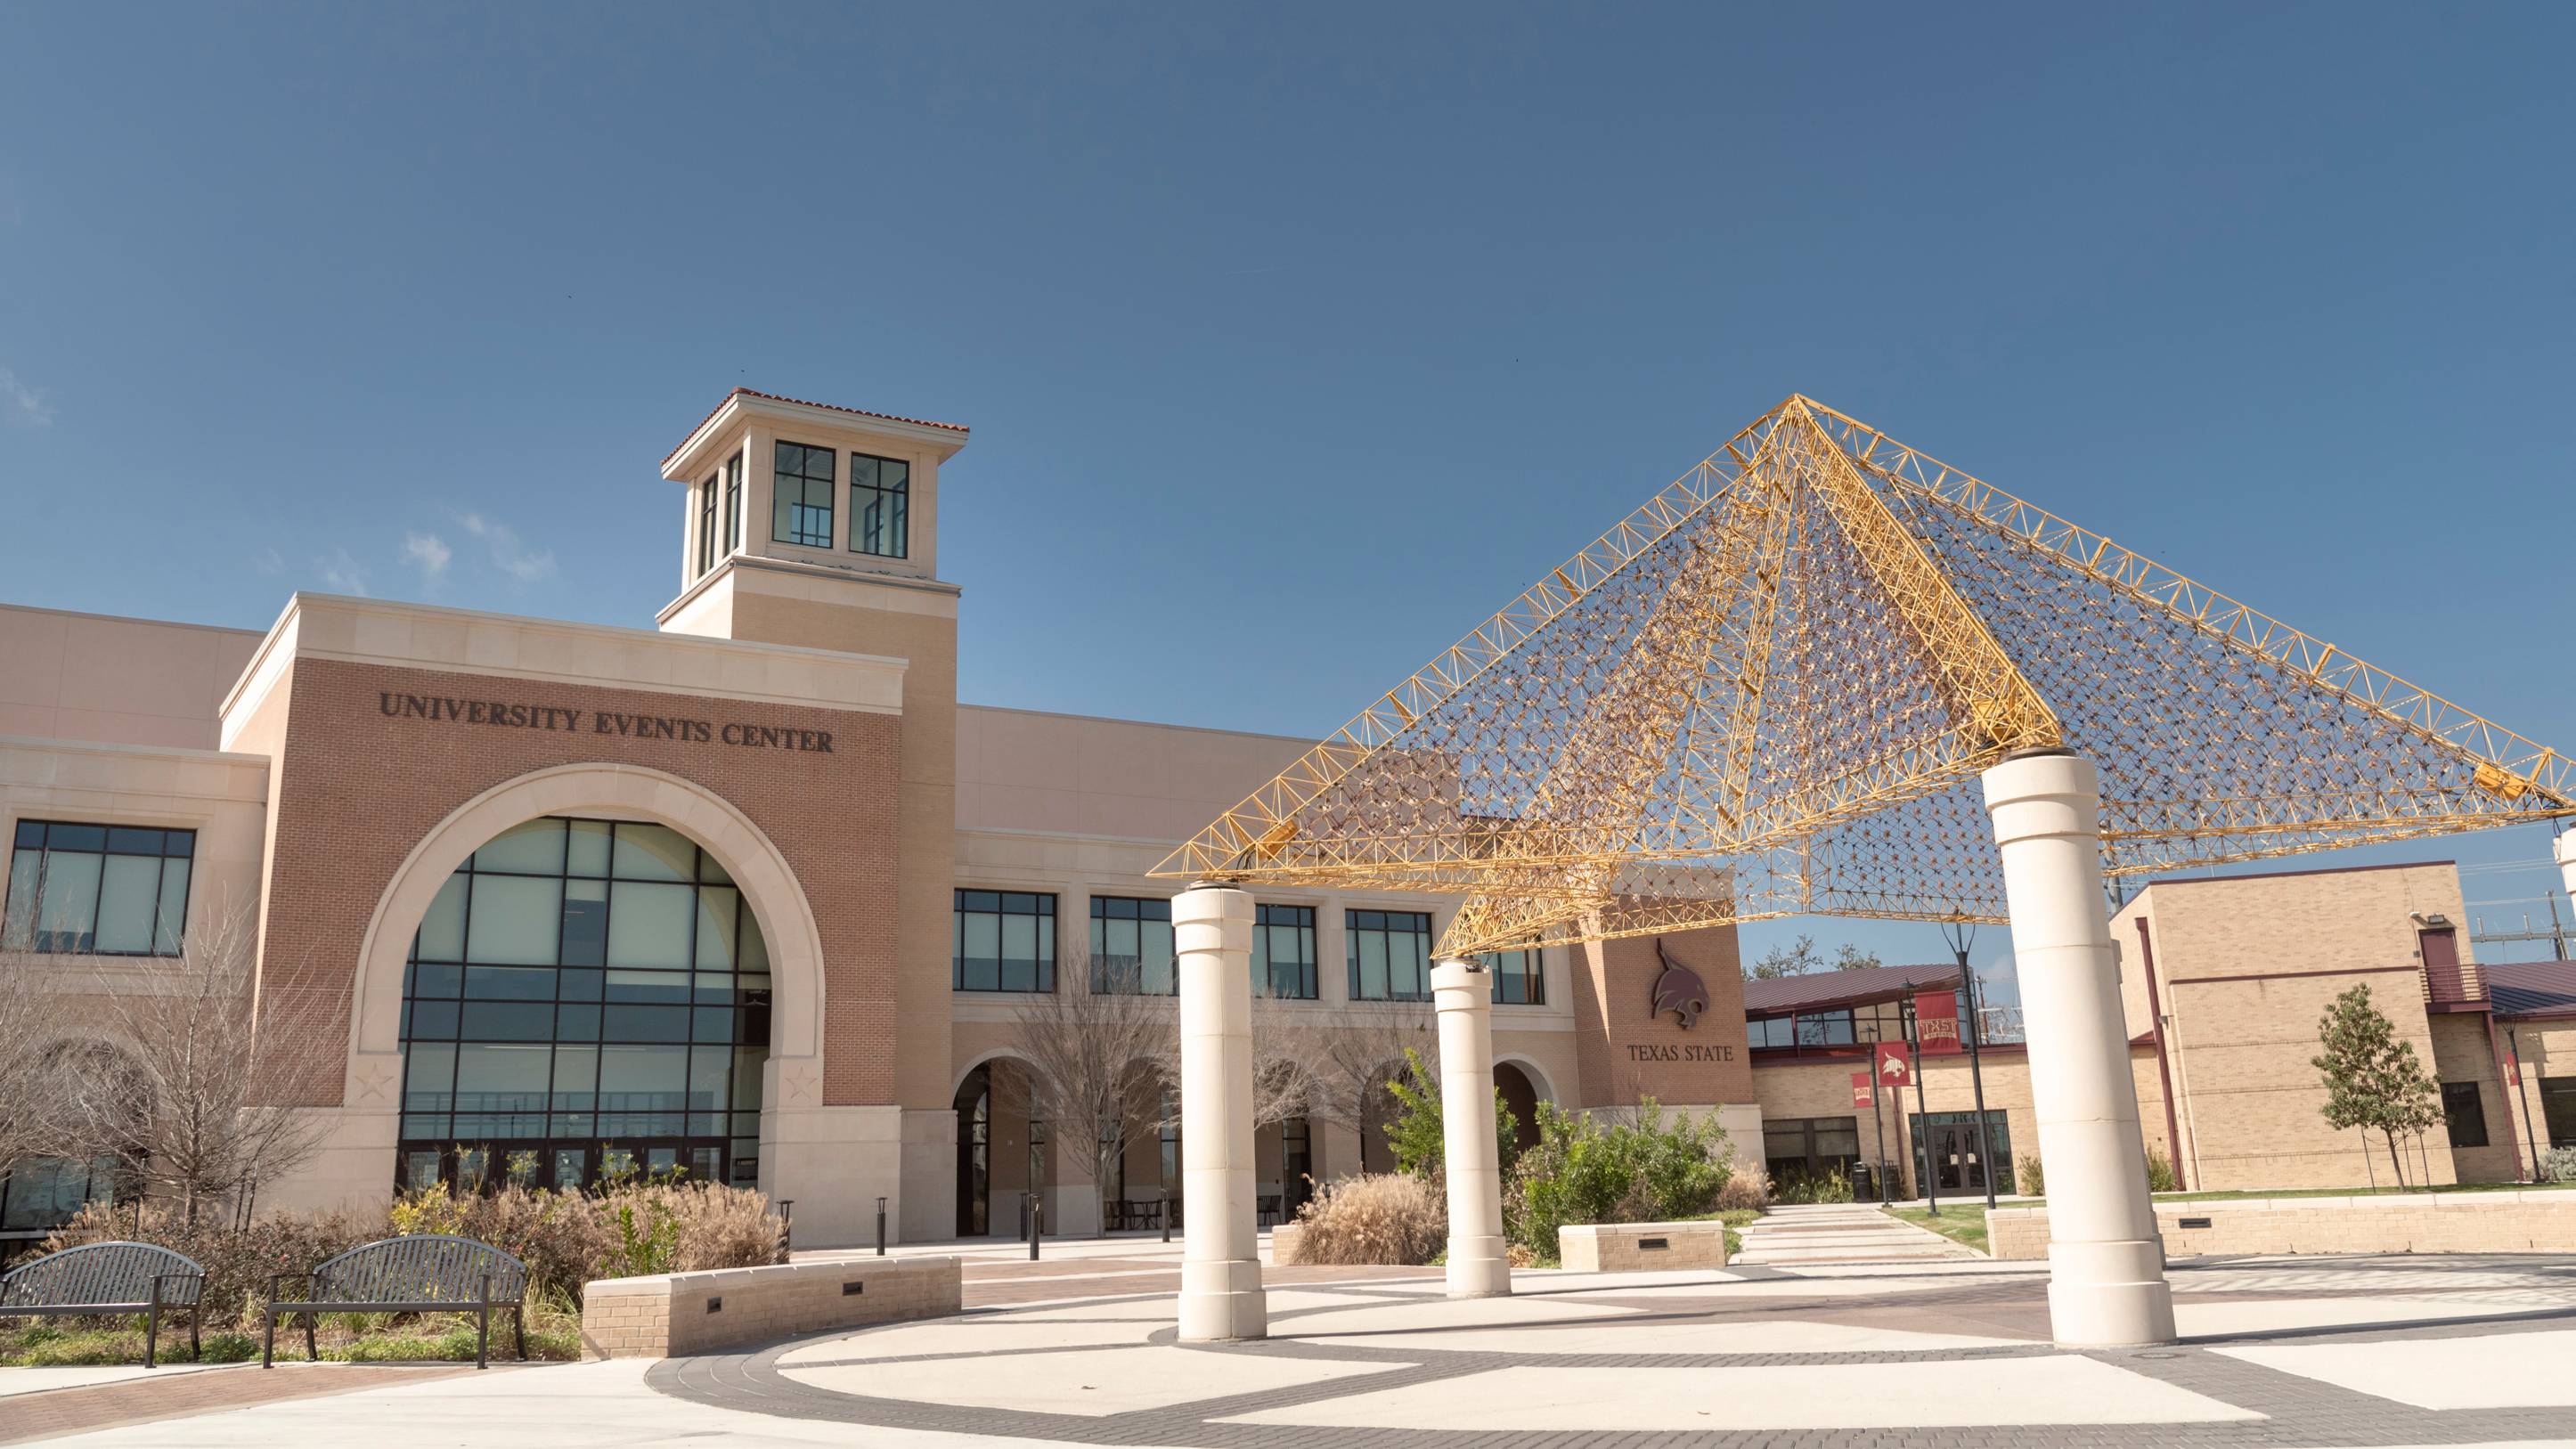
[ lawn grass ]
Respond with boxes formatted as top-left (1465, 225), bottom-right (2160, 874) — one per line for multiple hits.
top-left (2011, 1179), bottom-right (2576, 1209)
top-left (1881, 1205), bottom-right (1987, 1254)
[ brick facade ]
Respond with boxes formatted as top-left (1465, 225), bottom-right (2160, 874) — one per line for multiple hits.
top-left (257, 656), bottom-right (901, 1107)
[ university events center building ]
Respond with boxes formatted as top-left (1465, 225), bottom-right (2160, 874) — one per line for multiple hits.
top-left (0, 389), bottom-right (1784, 1247)
top-left (7, 390), bottom-right (2564, 1247)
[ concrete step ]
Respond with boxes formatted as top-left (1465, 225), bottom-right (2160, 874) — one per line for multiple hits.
top-left (1732, 1207), bottom-right (1978, 1266)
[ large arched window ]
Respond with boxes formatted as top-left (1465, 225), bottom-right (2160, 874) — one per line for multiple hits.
top-left (396, 816), bottom-right (770, 1193)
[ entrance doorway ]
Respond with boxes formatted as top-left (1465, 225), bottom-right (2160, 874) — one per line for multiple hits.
top-left (1909, 1110), bottom-right (2013, 1196)
top-left (1494, 1062), bottom-right (1544, 1156)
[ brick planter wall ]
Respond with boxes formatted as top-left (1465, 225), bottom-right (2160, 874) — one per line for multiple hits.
top-left (1986, 1191), bottom-right (2576, 1260)
top-left (581, 1255), bottom-right (960, 1358)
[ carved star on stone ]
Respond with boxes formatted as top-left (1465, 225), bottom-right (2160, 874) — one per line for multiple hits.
top-left (782, 1064), bottom-right (819, 1105)
top-left (354, 1061), bottom-right (399, 1103)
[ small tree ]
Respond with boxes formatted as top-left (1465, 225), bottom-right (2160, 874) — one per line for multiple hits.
top-left (1830, 942), bottom-right (1882, 972)
top-left (0, 958), bottom-right (71, 1183)
top-left (2311, 982), bottom-right (2443, 1186)
top-left (1380, 1046), bottom-right (1520, 1182)
top-left (1007, 949), bottom-right (1178, 1235)
top-left (57, 902), bottom-right (337, 1227)
top-left (1745, 933), bottom-right (1822, 980)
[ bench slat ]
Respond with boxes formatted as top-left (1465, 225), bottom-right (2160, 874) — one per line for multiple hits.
top-left (0, 1241), bottom-right (204, 1309)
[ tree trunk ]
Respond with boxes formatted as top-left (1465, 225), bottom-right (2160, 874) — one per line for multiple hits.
top-left (2384, 1130), bottom-right (2406, 1188)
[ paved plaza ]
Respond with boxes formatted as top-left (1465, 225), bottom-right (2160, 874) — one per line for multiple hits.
top-left (11, 1237), bottom-right (2576, 1447)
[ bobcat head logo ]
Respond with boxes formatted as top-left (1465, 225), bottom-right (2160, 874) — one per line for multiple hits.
top-left (1651, 937), bottom-right (1708, 1030)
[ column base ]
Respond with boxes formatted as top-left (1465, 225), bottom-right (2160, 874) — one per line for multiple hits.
top-left (2046, 1239), bottom-right (2177, 1347)
top-left (1444, 1237), bottom-right (1512, 1298)
top-left (1178, 1258), bottom-right (1268, 1341)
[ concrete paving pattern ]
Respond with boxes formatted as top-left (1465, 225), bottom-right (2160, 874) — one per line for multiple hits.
top-left (10, 1248), bottom-right (2576, 1446)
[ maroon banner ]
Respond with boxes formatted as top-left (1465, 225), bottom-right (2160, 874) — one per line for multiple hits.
top-left (1876, 1040), bottom-right (1912, 1088)
top-left (1914, 989), bottom-right (1962, 1055)
top-left (1850, 1070), bottom-right (1873, 1109)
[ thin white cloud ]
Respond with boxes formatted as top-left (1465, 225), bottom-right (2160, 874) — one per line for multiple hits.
top-left (402, 531), bottom-right (452, 580)
top-left (252, 545), bottom-right (285, 577)
top-left (456, 511), bottom-right (555, 582)
top-left (315, 548), bottom-right (370, 597)
top-left (0, 369), bottom-right (53, 427)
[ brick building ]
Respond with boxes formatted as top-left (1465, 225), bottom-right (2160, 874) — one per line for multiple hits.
top-left (1745, 862), bottom-right (2576, 1198)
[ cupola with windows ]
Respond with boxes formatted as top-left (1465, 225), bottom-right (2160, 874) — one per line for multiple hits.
top-left (655, 387), bottom-right (969, 654)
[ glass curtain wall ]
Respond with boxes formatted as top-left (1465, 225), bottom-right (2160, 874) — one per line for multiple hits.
top-left (396, 817), bottom-right (770, 1193)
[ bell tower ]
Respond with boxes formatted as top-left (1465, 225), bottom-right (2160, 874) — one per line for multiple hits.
top-left (656, 387), bottom-right (969, 1241)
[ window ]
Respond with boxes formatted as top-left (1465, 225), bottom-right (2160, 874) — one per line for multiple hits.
top-left (1746, 1015), bottom-right (1796, 1050)
top-left (1796, 1009), bottom-right (1857, 1046)
top-left (1254, 904), bottom-right (1317, 999)
top-left (697, 474), bottom-right (718, 574)
top-left (397, 817), bottom-right (770, 1192)
top-left (4, 820), bottom-right (194, 956)
top-left (954, 891), bottom-right (1056, 992)
top-left (0, 1154), bottom-right (124, 1232)
top-left (722, 451), bottom-right (744, 552)
top-left (1090, 896), bottom-right (1174, 994)
top-left (771, 441), bottom-right (835, 548)
top-left (1763, 1115), bottom-right (1861, 1191)
top-left (1482, 946), bottom-right (1545, 1005)
top-left (1347, 909), bottom-right (1431, 1001)
top-left (2441, 1081), bottom-right (2489, 1149)
top-left (2539, 1076), bottom-right (2576, 1148)
top-left (850, 452), bottom-right (909, 558)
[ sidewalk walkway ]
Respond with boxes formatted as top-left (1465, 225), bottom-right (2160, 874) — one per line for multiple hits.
top-left (1732, 1201), bottom-right (1977, 1265)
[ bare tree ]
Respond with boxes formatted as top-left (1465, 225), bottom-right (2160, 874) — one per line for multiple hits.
top-left (1007, 949), bottom-right (1179, 1235)
top-left (1264, 1002), bottom-right (1436, 1167)
top-left (57, 901), bottom-right (337, 1228)
top-left (0, 962), bottom-right (76, 1196)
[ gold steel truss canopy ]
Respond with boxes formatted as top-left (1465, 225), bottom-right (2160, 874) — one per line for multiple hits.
top-left (1151, 395), bottom-right (2574, 957)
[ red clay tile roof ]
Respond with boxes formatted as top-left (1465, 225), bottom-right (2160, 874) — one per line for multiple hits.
top-left (662, 387), bottom-right (969, 469)
top-left (2488, 958), bottom-right (2576, 1018)
top-left (1741, 961), bottom-right (1965, 1016)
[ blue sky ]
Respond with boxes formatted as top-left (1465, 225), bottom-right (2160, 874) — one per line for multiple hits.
top-left (4, 3), bottom-right (2572, 980)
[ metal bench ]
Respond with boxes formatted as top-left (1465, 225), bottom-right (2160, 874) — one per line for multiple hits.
top-left (0, 1241), bottom-right (205, 1368)
top-left (263, 1234), bottom-right (527, 1369)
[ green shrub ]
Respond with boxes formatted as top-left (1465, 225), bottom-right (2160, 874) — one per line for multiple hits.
top-left (2144, 1148), bottom-right (2181, 1193)
top-left (1773, 1167), bottom-right (1854, 1205)
top-left (200, 1332), bottom-right (258, 1363)
top-left (1504, 1098), bottom-right (1734, 1262)
top-left (2543, 1146), bottom-right (2576, 1184)
top-left (2015, 1153), bottom-right (2045, 1196)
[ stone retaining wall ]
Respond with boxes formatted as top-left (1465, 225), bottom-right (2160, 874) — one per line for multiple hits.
top-left (1558, 1221), bottom-right (1728, 1272)
top-left (1985, 1191), bottom-right (2576, 1260)
top-left (582, 1255), bottom-right (960, 1358)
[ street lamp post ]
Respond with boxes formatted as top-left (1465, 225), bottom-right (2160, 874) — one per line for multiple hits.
top-left (1944, 919), bottom-right (2000, 1211)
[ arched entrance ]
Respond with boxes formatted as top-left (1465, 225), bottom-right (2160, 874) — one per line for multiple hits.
top-left (1493, 1060), bottom-right (1544, 1156)
top-left (393, 814), bottom-right (772, 1193)
top-left (950, 1054), bottom-right (1047, 1238)
top-left (353, 764), bottom-right (823, 1201)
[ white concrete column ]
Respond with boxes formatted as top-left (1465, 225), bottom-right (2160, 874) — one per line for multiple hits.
top-left (1983, 750), bottom-right (2176, 1347)
top-left (1174, 883), bottom-right (1265, 1340)
top-left (1431, 958), bottom-right (1512, 1298)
